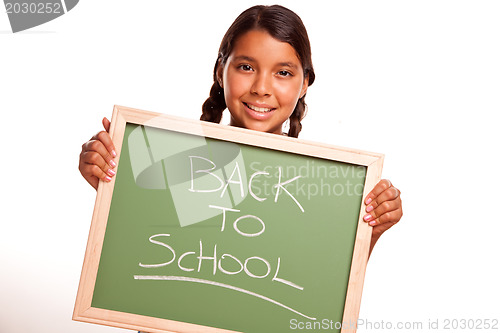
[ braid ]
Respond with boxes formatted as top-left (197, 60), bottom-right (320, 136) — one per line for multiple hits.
top-left (288, 66), bottom-right (314, 138)
top-left (201, 80), bottom-right (226, 123)
top-left (287, 97), bottom-right (307, 138)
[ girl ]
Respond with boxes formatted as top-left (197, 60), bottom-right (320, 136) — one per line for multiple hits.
top-left (79, 5), bottom-right (402, 255)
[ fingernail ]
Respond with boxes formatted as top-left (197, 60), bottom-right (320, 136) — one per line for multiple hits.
top-left (110, 159), bottom-right (117, 168)
top-left (105, 176), bottom-right (112, 182)
top-left (369, 221), bottom-right (376, 226)
top-left (111, 150), bottom-right (117, 157)
top-left (365, 197), bottom-right (372, 205)
top-left (363, 214), bottom-right (372, 221)
top-left (108, 169), bottom-right (116, 176)
top-left (366, 205), bottom-right (373, 213)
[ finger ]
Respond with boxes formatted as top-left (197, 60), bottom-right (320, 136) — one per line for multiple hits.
top-left (79, 159), bottom-right (112, 190)
top-left (366, 186), bottom-right (400, 212)
top-left (367, 207), bottom-right (403, 227)
top-left (82, 170), bottom-right (99, 190)
top-left (364, 198), bottom-right (400, 223)
top-left (87, 163), bottom-right (112, 184)
top-left (86, 132), bottom-right (117, 164)
top-left (80, 150), bottom-right (116, 178)
top-left (102, 117), bottom-right (111, 133)
top-left (96, 130), bottom-right (117, 158)
top-left (79, 156), bottom-right (98, 189)
top-left (88, 176), bottom-right (99, 190)
top-left (79, 167), bottom-right (99, 190)
top-left (364, 179), bottom-right (392, 205)
top-left (80, 145), bottom-right (116, 188)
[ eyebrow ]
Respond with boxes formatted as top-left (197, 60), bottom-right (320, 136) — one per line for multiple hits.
top-left (232, 55), bottom-right (299, 69)
top-left (233, 55), bottom-right (255, 62)
top-left (277, 62), bottom-right (299, 69)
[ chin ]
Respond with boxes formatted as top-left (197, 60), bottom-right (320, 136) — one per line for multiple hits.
top-left (248, 124), bottom-right (281, 134)
top-left (229, 114), bottom-right (282, 134)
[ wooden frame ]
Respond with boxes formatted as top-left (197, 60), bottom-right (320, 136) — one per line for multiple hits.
top-left (73, 105), bottom-right (384, 333)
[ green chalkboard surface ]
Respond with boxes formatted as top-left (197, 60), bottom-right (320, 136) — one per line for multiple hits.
top-left (74, 106), bottom-right (384, 333)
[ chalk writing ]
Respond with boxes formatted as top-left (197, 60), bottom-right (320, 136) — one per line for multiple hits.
top-left (133, 275), bottom-right (316, 320)
top-left (137, 156), bottom-right (311, 320)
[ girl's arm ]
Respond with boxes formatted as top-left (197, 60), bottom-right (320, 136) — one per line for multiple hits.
top-left (362, 179), bottom-right (403, 256)
top-left (78, 117), bottom-right (117, 190)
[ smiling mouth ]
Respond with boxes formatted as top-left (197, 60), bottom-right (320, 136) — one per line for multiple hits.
top-left (244, 102), bottom-right (275, 113)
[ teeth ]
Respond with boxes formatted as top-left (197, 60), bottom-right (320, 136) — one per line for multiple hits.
top-left (246, 103), bottom-right (272, 112)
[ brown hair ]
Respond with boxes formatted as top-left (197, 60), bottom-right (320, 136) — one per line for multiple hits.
top-left (200, 5), bottom-right (315, 137)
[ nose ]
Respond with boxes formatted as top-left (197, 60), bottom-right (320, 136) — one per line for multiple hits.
top-left (251, 72), bottom-right (272, 97)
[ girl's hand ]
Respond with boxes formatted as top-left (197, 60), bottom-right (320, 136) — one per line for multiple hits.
top-left (78, 117), bottom-right (117, 190)
top-left (363, 179), bottom-right (403, 255)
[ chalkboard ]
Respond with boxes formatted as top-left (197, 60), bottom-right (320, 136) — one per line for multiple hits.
top-left (74, 105), bottom-right (384, 333)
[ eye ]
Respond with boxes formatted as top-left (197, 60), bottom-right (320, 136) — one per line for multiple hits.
top-left (277, 70), bottom-right (293, 77)
top-left (238, 64), bottom-right (253, 72)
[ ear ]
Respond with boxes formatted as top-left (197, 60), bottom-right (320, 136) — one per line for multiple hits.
top-left (300, 75), bottom-right (309, 99)
top-left (216, 63), bottom-right (224, 88)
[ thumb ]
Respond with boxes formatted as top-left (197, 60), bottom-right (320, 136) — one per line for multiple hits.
top-left (102, 117), bottom-right (111, 133)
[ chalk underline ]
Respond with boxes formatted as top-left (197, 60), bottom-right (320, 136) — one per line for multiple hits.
top-left (133, 275), bottom-right (317, 320)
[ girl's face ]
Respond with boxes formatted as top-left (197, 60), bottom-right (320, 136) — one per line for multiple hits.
top-left (219, 29), bottom-right (309, 135)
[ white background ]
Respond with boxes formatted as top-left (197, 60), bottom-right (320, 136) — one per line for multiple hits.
top-left (1, 1), bottom-right (499, 332)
